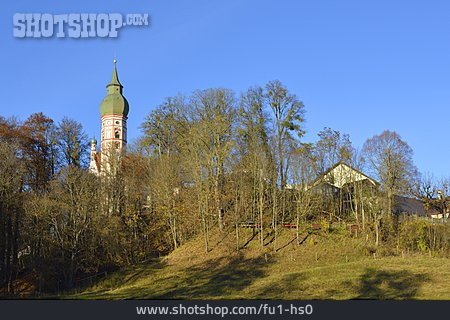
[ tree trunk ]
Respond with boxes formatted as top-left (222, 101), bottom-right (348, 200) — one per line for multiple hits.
top-left (201, 194), bottom-right (209, 253)
top-left (259, 169), bottom-right (264, 247)
top-left (375, 216), bottom-right (379, 246)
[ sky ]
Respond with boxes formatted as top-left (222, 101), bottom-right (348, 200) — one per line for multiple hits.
top-left (1, 0), bottom-right (450, 177)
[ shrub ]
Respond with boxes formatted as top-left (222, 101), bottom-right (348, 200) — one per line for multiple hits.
top-left (320, 218), bottom-right (330, 233)
top-left (399, 218), bottom-right (449, 254)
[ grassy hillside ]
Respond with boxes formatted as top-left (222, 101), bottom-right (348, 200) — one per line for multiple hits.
top-left (69, 228), bottom-right (450, 300)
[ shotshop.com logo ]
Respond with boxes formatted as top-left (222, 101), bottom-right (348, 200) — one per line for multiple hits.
top-left (13, 13), bottom-right (149, 38)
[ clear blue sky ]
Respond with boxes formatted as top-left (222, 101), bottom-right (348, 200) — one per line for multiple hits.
top-left (1, 0), bottom-right (450, 177)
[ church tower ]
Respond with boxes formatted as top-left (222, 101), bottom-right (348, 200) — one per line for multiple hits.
top-left (88, 137), bottom-right (98, 173)
top-left (100, 58), bottom-right (129, 152)
top-left (89, 59), bottom-right (129, 175)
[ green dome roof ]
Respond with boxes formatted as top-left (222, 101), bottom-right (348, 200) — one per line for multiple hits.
top-left (100, 93), bottom-right (129, 117)
top-left (100, 59), bottom-right (129, 117)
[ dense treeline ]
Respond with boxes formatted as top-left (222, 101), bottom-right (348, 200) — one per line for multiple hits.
top-left (1, 80), bottom-right (449, 294)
